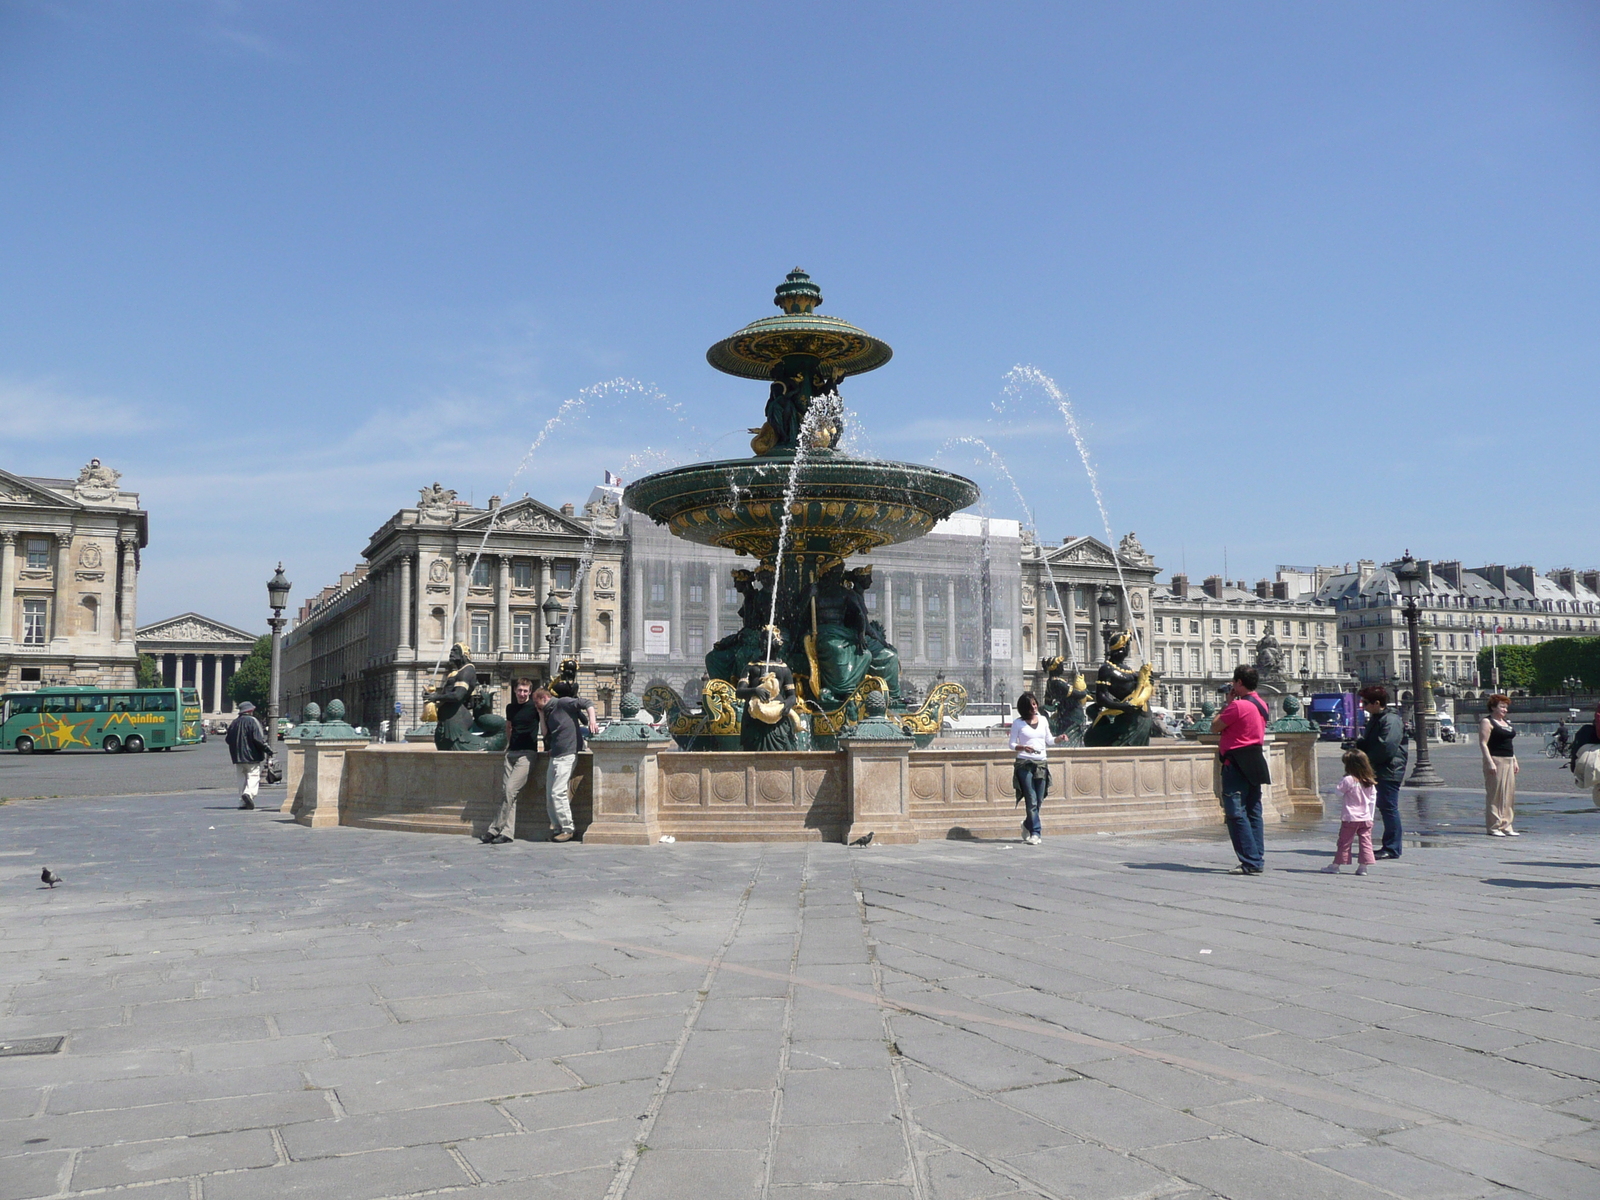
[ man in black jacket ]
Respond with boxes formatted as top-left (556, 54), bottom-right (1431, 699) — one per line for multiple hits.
top-left (225, 701), bottom-right (273, 811)
top-left (1356, 685), bottom-right (1408, 859)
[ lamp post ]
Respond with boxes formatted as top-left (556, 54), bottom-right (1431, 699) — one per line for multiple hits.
top-left (541, 591), bottom-right (567, 680)
top-left (265, 563), bottom-right (291, 735)
top-left (1393, 553), bottom-right (1444, 787)
top-left (1095, 583), bottom-right (1120, 657)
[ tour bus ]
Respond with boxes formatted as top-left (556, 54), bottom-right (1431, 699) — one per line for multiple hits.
top-left (0, 686), bottom-right (204, 754)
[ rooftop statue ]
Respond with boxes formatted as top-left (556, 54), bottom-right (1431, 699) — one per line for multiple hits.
top-left (1084, 631), bottom-right (1154, 747)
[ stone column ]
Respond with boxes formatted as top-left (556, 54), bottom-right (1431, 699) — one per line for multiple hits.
top-left (841, 734), bottom-right (917, 845)
top-left (706, 572), bottom-right (719, 647)
top-left (51, 531), bottom-right (72, 645)
top-left (946, 579), bottom-right (956, 666)
top-left (1062, 577), bottom-right (1078, 666)
top-left (397, 555), bottom-right (413, 653)
top-left (882, 576), bottom-right (894, 644)
top-left (538, 557), bottom-right (552, 616)
top-left (583, 739), bottom-right (663, 845)
top-left (670, 565), bottom-right (683, 658)
top-left (453, 554), bottom-right (469, 645)
top-left (914, 577), bottom-right (926, 663)
top-left (415, 552), bottom-right (431, 651)
top-left (0, 532), bottom-right (14, 644)
top-left (495, 555), bottom-right (510, 655)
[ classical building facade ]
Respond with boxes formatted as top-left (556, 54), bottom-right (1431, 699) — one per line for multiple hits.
top-left (282, 483), bottom-right (626, 728)
top-left (626, 510), bottom-right (1025, 709)
top-left (1319, 559), bottom-right (1600, 694)
top-left (0, 460), bottom-right (147, 691)
top-left (1019, 532), bottom-right (1161, 696)
top-left (136, 614), bottom-right (260, 718)
top-left (1148, 570), bottom-right (1346, 715)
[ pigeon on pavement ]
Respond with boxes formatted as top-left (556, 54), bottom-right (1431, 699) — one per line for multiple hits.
top-left (41, 868), bottom-right (61, 888)
top-left (850, 832), bottom-right (874, 847)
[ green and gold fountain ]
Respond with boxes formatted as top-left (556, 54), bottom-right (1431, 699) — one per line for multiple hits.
top-left (625, 270), bottom-right (979, 746)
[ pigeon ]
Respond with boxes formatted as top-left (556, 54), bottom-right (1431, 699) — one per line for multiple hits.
top-left (851, 832), bottom-right (874, 847)
top-left (41, 868), bottom-right (61, 888)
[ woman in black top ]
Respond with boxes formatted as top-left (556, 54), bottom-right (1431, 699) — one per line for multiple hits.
top-left (1479, 694), bottom-right (1519, 837)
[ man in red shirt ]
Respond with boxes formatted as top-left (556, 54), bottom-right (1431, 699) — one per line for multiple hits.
top-left (1211, 665), bottom-right (1272, 874)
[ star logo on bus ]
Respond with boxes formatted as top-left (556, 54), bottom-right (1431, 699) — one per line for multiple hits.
top-left (38, 713), bottom-right (94, 749)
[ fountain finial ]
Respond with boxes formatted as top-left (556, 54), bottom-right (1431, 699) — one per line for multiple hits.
top-left (774, 268), bottom-right (822, 315)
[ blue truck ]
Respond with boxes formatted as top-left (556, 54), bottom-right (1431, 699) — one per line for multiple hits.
top-left (1308, 692), bottom-right (1365, 741)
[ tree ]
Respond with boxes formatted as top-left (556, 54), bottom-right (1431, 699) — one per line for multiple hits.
top-left (135, 654), bottom-right (160, 689)
top-left (1477, 644), bottom-right (1537, 691)
top-left (227, 636), bottom-right (273, 710)
top-left (1530, 636), bottom-right (1600, 695)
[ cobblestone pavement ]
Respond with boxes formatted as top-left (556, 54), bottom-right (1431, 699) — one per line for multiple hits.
top-left (3, 744), bottom-right (1599, 1199)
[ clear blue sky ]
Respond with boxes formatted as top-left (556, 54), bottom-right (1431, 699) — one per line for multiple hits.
top-left (4, 1), bottom-right (1596, 633)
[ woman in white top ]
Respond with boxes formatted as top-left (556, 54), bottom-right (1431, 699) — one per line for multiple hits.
top-left (1010, 692), bottom-right (1067, 845)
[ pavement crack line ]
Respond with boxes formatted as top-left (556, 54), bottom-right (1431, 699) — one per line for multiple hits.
top-left (760, 847), bottom-right (810, 1200)
top-left (493, 918), bottom-right (1562, 1160)
top-left (602, 847), bottom-right (767, 1200)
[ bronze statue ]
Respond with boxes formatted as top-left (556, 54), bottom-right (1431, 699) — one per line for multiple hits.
top-left (1084, 631), bottom-right (1154, 747)
top-left (706, 566), bottom-right (774, 684)
top-left (749, 363), bottom-right (845, 455)
top-left (735, 631), bottom-right (803, 751)
top-left (424, 642), bottom-right (478, 750)
top-left (845, 566), bottom-right (901, 703)
top-left (1041, 656), bottom-right (1089, 745)
top-left (799, 562), bottom-right (875, 708)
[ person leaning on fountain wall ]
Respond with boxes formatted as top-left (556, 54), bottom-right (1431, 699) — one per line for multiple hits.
top-left (538, 677), bottom-right (597, 842)
top-left (483, 676), bottom-right (540, 846)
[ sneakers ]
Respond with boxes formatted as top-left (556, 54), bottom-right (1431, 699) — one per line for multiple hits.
top-left (238, 797), bottom-right (255, 810)
top-left (1320, 864), bottom-right (1341, 874)
top-left (1504, 829), bottom-right (1521, 837)
top-left (551, 831), bottom-right (575, 843)
top-left (1025, 834), bottom-right (1042, 846)
top-left (1488, 829), bottom-right (1507, 837)
top-left (1355, 864), bottom-right (1370, 876)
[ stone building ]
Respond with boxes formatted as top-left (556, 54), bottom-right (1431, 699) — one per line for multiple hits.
top-left (1318, 559), bottom-right (1600, 694)
top-left (281, 483), bottom-right (626, 728)
top-left (1019, 531), bottom-right (1161, 696)
top-left (136, 614), bottom-right (260, 718)
top-left (1148, 569), bottom-right (1345, 715)
top-left (625, 510), bottom-right (1024, 708)
top-left (0, 460), bottom-right (146, 691)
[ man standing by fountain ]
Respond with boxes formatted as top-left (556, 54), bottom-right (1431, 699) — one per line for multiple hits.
top-left (1212, 664), bottom-right (1271, 875)
top-left (539, 679), bottom-right (597, 842)
top-left (484, 677), bottom-right (539, 845)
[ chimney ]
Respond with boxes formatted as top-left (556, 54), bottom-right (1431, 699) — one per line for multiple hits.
top-left (561, 502), bottom-right (576, 516)
top-left (488, 495), bottom-right (501, 510)
top-left (1171, 573), bottom-right (1189, 599)
top-left (1202, 575), bottom-right (1223, 599)
top-left (1474, 564), bottom-right (1507, 593)
top-left (1582, 570), bottom-right (1600, 595)
top-left (1255, 579), bottom-right (1270, 599)
top-left (1507, 565), bottom-right (1537, 594)
top-left (1434, 560), bottom-right (1462, 588)
top-left (1357, 560), bottom-right (1375, 584)
top-left (1552, 568), bottom-right (1576, 594)
top-left (1272, 581), bottom-right (1289, 601)
top-left (1419, 559), bottom-right (1433, 588)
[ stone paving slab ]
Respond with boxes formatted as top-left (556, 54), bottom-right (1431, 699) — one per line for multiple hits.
top-left (2, 743), bottom-right (1599, 1198)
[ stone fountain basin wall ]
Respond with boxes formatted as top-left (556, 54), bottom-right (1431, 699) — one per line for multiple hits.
top-left (286, 734), bottom-right (1319, 844)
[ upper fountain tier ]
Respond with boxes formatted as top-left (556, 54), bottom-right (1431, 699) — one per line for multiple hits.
top-left (705, 267), bottom-right (893, 381)
top-left (624, 270), bottom-right (979, 569)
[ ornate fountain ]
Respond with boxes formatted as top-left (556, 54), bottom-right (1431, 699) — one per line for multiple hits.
top-left (625, 270), bottom-right (980, 746)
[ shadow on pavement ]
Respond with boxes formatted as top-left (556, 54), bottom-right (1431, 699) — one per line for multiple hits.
top-left (1482, 877), bottom-right (1600, 889)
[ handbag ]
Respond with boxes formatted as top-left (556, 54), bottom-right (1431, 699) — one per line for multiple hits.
top-left (261, 757), bottom-right (283, 786)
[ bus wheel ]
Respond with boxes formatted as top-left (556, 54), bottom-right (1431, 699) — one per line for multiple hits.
top-left (125, 735), bottom-right (145, 753)
top-left (102, 735), bottom-right (123, 754)
top-left (15, 736), bottom-right (33, 754)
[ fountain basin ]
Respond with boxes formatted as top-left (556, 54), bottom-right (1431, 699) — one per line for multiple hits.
top-left (623, 450), bottom-right (980, 563)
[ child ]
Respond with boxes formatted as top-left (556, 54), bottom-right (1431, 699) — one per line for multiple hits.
top-left (1322, 748), bottom-right (1378, 875)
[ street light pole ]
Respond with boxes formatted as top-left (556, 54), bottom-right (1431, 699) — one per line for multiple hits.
top-left (1394, 553), bottom-right (1444, 787)
top-left (542, 591), bottom-right (568, 681)
top-left (265, 563), bottom-right (291, 735)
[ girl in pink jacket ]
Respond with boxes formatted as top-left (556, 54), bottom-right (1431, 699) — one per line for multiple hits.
top-left (1322, 749), bottom-right (1378, 876)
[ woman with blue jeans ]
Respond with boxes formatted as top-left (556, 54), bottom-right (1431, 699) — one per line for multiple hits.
top-left (1010, 692), bottom-right (1066, 845)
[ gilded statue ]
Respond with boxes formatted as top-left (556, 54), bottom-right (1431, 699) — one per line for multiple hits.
top-left (423, 642), bottom-right (478, 750)
top-left (735, 633), bottom-right (803, 751)
top-left (1083, 631), bottom-right (1154, 747)
top-left (1041, 656), bottom-right (1089, 745)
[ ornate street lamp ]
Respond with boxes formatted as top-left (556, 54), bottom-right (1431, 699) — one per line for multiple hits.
top-left (1393, 553), bottom-right (1444, 787)
top-left (265, 563), bottom-right (291, 735)
top-left (541, 591), bottom-right (568, 679)
top-left (1095, 583), bottom-right (1120, 657)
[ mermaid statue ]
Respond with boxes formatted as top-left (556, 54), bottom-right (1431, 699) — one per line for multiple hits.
top-left (1083, 631), bottom-right (1154, 747)
top-left (1041, 655), bottom-right (1089, 746)
top-left (734, 629), bottom-right (804, 751)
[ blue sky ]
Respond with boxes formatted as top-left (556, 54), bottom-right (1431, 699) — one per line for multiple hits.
top-left (3, 1), bottom-right (1596, 633)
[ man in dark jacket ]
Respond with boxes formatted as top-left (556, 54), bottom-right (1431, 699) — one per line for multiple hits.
top-left (1356, 684), bottom-right (1408, 858)
top-left (225, 701), bottom-right (273, 810)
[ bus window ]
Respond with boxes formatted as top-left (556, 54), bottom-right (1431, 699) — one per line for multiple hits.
top-left (181, 690), bottom-right (199, 706)
top-left (86, 695), bottom-right (108, 711)
top-left (41, 695), bottom-right (70, 713)
top-left (109, 695), bottom-right (132, 712)
top-left (141, 693), bottom-right (176, 712)
top-left (7, 695), bottom-right (42, 714)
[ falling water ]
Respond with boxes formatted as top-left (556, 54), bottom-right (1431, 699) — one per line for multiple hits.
top-left (998, 365), bottom-right (1144, 658)
top-left (939, 435), bottom-right (1076, 668)
top-left (429, 379), bottom-right (681, 681)
top-left (764, 402), bottom-right (830, 663)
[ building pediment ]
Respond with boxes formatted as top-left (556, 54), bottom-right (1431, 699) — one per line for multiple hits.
top-left (456, 498), bottom-right (590, 537)
top-left (137, 612), bottom-right (259, 647)
top-left (1047, 536), bottom-right (1118, 567)
top-left (0, 469), bottom-right (80, 511)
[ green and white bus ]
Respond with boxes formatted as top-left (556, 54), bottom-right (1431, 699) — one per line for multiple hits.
top-left (0, 686), bottom-right (205, 754)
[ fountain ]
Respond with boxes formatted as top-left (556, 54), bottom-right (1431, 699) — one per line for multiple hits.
top-left (625, 269), bottom-right (979, 747)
